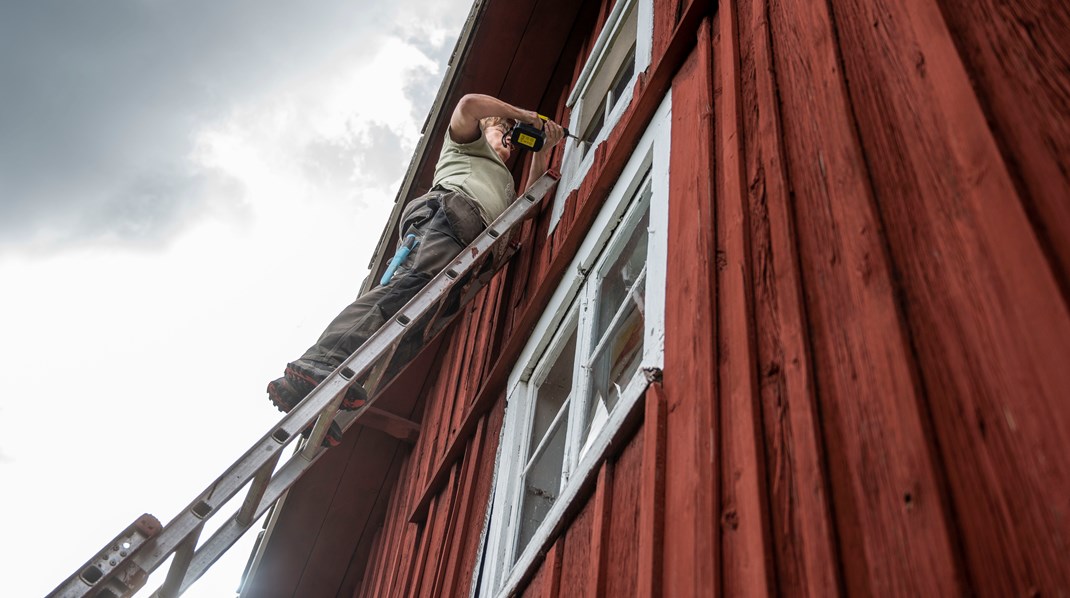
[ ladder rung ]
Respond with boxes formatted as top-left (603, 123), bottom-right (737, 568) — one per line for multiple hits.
top-left (300, 388), bottom-right (347, 460)
top-left (237, 451), bottom-right (283, 526)
top-left (155, 523), bottom-right (203, 598)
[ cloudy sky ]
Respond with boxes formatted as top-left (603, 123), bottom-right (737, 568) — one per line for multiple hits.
top-left (0, 1), bottom-right (471, 595)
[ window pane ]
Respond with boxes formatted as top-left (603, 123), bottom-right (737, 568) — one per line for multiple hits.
top-left (586, 302), bottom-right (644, 432)
top-left (528, 328), bottom-right (577, 456)
top-left (608, 44), bottom-right (636, 109)
top-left (517, 411), bottom-right (568, 556)
top-left (581, 97), bottom-right (607, 158)
top-left (593, 207), bottom-right (649, 343)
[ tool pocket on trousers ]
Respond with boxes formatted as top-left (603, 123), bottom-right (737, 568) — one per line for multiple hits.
top-left (376, 270), bottom-right (433, 318)
top-left (399, 196), bottom-right (440, 237)
top-left (441, 192), bottom-right (485, 247)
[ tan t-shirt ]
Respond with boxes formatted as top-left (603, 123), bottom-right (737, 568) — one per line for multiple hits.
top-left (432, 129), bottom-right (516, 224)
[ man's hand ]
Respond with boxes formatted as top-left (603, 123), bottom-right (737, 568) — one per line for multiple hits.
top-left (537, 120), bottom-right (565, 155)
top-left (525, 118), bottom-right (565, 199)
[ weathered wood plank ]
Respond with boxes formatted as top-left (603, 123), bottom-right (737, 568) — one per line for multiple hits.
top-left (442, 300), bottom-right (483, 459)
top-left (714, 2), bottom-right (776, 595)
top-left (367, 455), bottom-right (411, 598)
top-left (434, 417), bottom-right (487, 598)
top-left (414, 469), bottom-right (459, 598)
top-left (558, 490), bottom-right (595, 595)
top-left (454, 401), bottom-right (508, 597)
top-left (401, 497), bottom-right (433, 598)
top-left (663, 14), bottom-right (720, 598)
top-left (636, 385), bottom-right (667, 598)
top-left (586, 462), bottom-right (614, 597)
top-left (605, 423), bottom-right (642, 598)
top-left (737, 0), bottom-right (843, 594)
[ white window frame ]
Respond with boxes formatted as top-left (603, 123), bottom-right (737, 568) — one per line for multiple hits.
top-left (476, 93), bottom-right (671, 598)
top-left (549, 0), bottom-right (654, 229)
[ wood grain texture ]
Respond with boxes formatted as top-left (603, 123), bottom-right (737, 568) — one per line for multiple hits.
top-left (450, 402), bottom-right (507, 597)
top-left (586, 462), bottom-right (615, 597)
top-left (520, 538), bottom-right (563, 598)
top-left (558, 490), bottom-right (596, 595)
top-left (826, 0), bottom-right (1070, 592)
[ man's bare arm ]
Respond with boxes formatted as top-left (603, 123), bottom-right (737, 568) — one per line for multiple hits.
top-left (449, 94), bottom-right (541, 143)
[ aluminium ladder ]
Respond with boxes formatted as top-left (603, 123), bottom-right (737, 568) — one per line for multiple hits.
top-left (48, 171), bottom-right (560, 598)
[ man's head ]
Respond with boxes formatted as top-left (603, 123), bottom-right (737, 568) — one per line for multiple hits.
top-left (480, 116), bottom-right (515, 162)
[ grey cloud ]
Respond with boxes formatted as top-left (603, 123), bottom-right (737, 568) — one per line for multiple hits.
top-left (359, 124), bottom-right (410, 188)
top-left (0, 164), bottom-right (248, 254)
top-left (0, 0), bottom-right (397, 253)
top-left (302, 138), bottom-right (362, 189)
top-left (300, 123), bottom-right (408, 201)
top-left (398, 25), bottom-right (460, 126)
top-left (79, 167), bottom-right (249, 244)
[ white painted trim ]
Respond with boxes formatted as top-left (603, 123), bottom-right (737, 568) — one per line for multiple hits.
top-left (478, 92), bottom-right (672, 597)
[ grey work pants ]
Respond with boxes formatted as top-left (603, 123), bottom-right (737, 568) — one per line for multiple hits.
top-left (297, 188), bottom-right (486, 369)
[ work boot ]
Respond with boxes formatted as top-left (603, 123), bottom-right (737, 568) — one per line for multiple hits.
top-left (265, 361), bottom-right (368, 413)
top-left (265, 377), bottom-right (344, 447)
top-left (285, 361), bottom-right (368, 410)
top-left (266, 375), bottom-right (313, 414)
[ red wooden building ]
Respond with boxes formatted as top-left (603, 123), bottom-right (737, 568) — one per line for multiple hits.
top-left (240, 0), bottom-right (1070, 595)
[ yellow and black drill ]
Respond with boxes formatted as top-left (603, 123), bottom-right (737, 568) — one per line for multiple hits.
top-left (509, 115), bottom-right (584, 152)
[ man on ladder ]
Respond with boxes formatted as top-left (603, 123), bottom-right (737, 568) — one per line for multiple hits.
top-left (266, 93), bottom-right (565, 446)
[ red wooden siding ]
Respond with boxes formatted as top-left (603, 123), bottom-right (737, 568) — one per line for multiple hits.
top-left (246, 0), bottom-right (1069, 595)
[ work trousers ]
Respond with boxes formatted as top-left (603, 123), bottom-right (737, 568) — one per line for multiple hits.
top-left (297, 187), bottom-right (486, 369)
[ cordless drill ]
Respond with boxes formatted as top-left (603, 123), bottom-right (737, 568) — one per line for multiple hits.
top-left (509, 115), bottom-right (583, 152)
